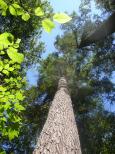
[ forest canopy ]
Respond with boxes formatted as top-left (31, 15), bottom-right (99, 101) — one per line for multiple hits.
top-left (0, 0), bottom-right (115, 153)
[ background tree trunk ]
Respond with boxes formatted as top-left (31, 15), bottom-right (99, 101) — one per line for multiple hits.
top-left (33, 77), bottom-right (81, 154)
top-left (79, 12), bottom-right (115, 48)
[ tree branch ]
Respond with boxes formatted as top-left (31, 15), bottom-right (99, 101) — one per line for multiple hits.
top-left (78, 12), bottom-right (115, 48)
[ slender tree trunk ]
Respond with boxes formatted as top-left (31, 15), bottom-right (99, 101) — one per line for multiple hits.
top-left (33, 77), bottom-right (81, 154)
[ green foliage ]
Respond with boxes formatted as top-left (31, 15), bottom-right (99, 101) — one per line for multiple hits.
top-left (0, 32), bottom-right (25, 141)
top-left (0, 0), bottom-right (72, 32)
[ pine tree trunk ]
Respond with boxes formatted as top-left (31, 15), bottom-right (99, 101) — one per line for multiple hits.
top-left (33, 77), bottom-right (82, 154)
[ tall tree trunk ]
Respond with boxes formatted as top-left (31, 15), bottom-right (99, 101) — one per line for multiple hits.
top-left (33, 77), bottom-right (81, 154)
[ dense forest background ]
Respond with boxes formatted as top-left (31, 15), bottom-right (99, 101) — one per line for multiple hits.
top-left (0, 0), bottom-right (115, 153)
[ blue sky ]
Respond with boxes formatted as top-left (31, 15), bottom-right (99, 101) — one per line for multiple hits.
top-left (49, 0), bottom-right (80, 13)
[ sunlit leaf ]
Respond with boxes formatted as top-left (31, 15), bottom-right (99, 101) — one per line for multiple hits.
top-left (16, 38), bottom-right (21, 44)
top-left (0, 0), bottom-right (8, 16)
top-left (9, 5), bottom-right (17, 16)
top-left (53, 13), bottom-right (72, 23)
top-left (4, 102), bottom-right (11, 110)
top-left (4, 64), bottom-right (9, 70)
top-left (14, 103), bottom-right (25, 111)
top-left (13, 38), bottom-right (21, 48)
top-left (1, 117), bottom-right (6, 122)
top-left (13, 3), bottom-right (24, 15)
top-left (42, 19), bottom-right (55, 33)
top-left (2, 69), bottom-right (9, 75)
top-left (22, 13), bottom-right (30, 21)
top-left (35, 7), bottom-right (44, 16)
top-left (7, 47), bottom-right (24, 63)
top-left (0, 86), bottom-right (7, 91)
top-left (0, 66), bottom-right (3, 71)
top-left (0, 32), bottom-right (14, 49)
top-left (8, 67), bottom-right (14, 71)
top-left (16, 91), bottom-right (24, 101)
top-left (8, 129), bottom-right (19, 140)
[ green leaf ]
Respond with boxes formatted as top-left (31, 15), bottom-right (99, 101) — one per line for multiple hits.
top-left (42, 19), bottom-right (55, 33)
top-left (9, 5), bottom-right (17, 16)
top-left (4, 102), bottom-right (11, 110)
top-left (8, 129), bottom-right (19, 140)
top-left (13, 38), bottom-right (21, 48)
top-left (16, 91), bottom-right (24, 101)
top-left (12, 3), bottom-right (24, 15)
top-left (14, 116), bottom-right (21, 122)
top-left (0, 86), bottom-right (7, 91)
top-left (0, 44), bottom-right (3, 50)
top-left (8, 67), bottom-right (14, 71)
top-left (53, 13), bottom-right (72, 23)
top-left (0, 0), bottom-right (8, 16)
top-left (1, 10), bottom-right (6, 16)
top-left (12, 3), bottom-right (20, 9)
top-left (22, 13), bottom-right (30, 21)
top-left (0, 97), bottom-right (8, 102)
top-left (4, 64), bottom-right (9, 70)
top-left (8, 95), bottom-right (15, 99)
top-left (17, 76), bottom-right (22, 80)
top-left (0, 65), bottom-right (3, 71)
top-left (14, 64), bottom-right (20, 69)
top-left (1, 117), bottom-right (6, 122)
top-left (0, 32), bottom-right (14, 49)
top-left (16, 38), bottom-right (21, 44)
top-left (35, 7), bottom-right (44, 16)
top-left (13, 44), bottom-right (19, 48)
top-left (14, 103), bottom-right (25, 111)
top-left (7, 47), bottom-right (24, 63)
top-left (2, 69), bottom-right (9, 75)
top-left (17, 53), bottom-right (24, 63)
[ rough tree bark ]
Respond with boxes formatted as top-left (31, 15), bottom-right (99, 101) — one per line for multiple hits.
top-left (33, 77), bottom-right (81, 154)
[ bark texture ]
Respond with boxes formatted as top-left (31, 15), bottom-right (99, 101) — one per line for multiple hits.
top-left (33, 77), bottom-right (81, 154)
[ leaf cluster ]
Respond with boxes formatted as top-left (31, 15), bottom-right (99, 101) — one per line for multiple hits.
top-left (0, 32), bottom-right (25, 143)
